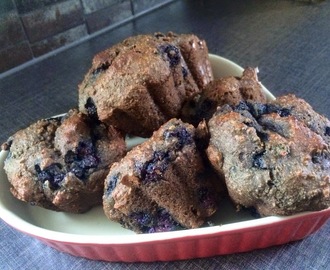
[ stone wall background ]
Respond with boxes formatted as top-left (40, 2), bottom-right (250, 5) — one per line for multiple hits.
top-left (0, 0), bottom-right (174, 73)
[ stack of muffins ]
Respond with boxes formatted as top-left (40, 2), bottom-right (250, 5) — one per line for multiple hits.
top-left (2, 32), bottom-right (330, 234)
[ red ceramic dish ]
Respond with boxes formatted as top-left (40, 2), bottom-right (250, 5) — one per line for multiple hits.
top-left (40, 209), bottom-right (330, 262)
top-left (0, 55), bottom-right (329, 262)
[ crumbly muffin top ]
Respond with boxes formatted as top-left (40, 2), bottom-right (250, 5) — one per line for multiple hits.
top-left (3, 109), bottom-right (126, 213)
top-left (206, 96), bottom-right (330, 216)
top-left (103, 118), bottom-right (219, 232)
top-left (78, 32), bottom-right (213, 137)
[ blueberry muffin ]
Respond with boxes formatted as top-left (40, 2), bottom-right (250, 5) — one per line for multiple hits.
top-left (78, 32), bottom-right (213, 137)
top-left (3, 109), bottom-right (126, 213)
top-left (206, 95), bottom-right (330, 216)
top-left (103, 119), bottom-right (220, 233)
top-left (181, 67), bottom-right (266, 125)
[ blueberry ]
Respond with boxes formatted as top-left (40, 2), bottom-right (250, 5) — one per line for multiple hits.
top-left (92, 62), bottom-right (110, 75)
top-left (254, 103), bottom-right (269, 116)
top-left (246, 102), bottom-right (268, 118)
top-left (35, 163), bottom-right (65, 189)
top-left (130, 212), bottom-right (153, 227)
top-left (243, 119), bottom-right (269, 143)
top-left (256, 130), bottom-right (269, 142)
top-left (77, 141), bottom-right (99, 165)
top-left (148, 209), bottom-right (182, 233)
top-left (64, 150), bottom-right (76, 164)
top-left (264, 104), bottom-right (279, 114)
top-left (65, 140), bottom-right (99, 180)
top-left (267, 180), bottom-right (275, 187)
top-left (325, 126), bottom-right (330, 136)
top-left (70, 163), bottom-right (85, 179)
top-left (89, 63), bottom-right (110, 85)
top-left (278, 108), bottom-right (291, 117)
top-left (265, 104), bottom-right (291, 117)
top-left (35, 164), bottom-right (47, 178)
top-left (140, 150), bottom-right (170, 183)
top-left (252, 151), bottom-right (267, 169)
top-left (235, 102), bottom-right (291, 118)
top-left (106, 173), bottom-right (120, 195)
top-left (84, 97), bottom-right (98, 120)
top-left (70, 160), bottom-right (98, 180)
top-left (311, 151), bottom-right (330, 169)
top-left (235, 101), bottom-right (250, 112)
top-left (311, 153), bottom-right (322, 164)
top-left (163, 126), bottom-right (193, 149)
top-left (130, 209), bottom-right (182, 233)
top-left (182, 66), bottom-right (188, 78)
top-left (81, 155), bottom-right (99, 168)
top-left (77, 140), bottom-right (94, 156)
top-left (160, 44), bottom-right (181, 67)
top-left (34, 140), bottom-right (99, 187)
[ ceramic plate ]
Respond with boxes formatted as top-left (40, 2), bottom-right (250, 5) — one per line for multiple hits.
top-left (0, 54), bottom-right (329, 262)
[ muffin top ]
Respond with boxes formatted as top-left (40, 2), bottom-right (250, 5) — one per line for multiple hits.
top-left (3, 109), bottom-right (126, 213)
top-left (206, 95), bottom-right (330, 216)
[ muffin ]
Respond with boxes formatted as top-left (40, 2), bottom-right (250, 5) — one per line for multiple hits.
top-left (206, 95), bottom-right (330, 216)
top-left (78, 32), bottom-right (213, 137)
top-left (103, 118), bottom-right (220, 233)
top-left (181, 67), bottom-right (267, 125)
top-left (3, 109), bottom-right (126, 213)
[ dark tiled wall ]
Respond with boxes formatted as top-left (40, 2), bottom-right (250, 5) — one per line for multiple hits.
top-left (0, 0), bottom-right (174, 74)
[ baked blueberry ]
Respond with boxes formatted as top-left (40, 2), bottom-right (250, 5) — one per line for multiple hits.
top-left (325, 126), bottom-right (330, 136)
top-left (182, 66), bottom-right (188, 78)
top-left (149, 209), bottom-right (183, 233)
top-left (84, 97), bottom-right (98, 121)
top-left (163, 126), bottom-right (193, 149)
top-left (160, 44), bottom-right (181, 67)
top-left (140, 150), bottom-right (171, 183)
top-left (35, 163), bottom-right (65, 189)
top-left (127, 208), bottom-right (183, 233)
top-left (252, 151), bottom-right (267, 169)
top-left (105, 172), bottom-right (120, 195)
